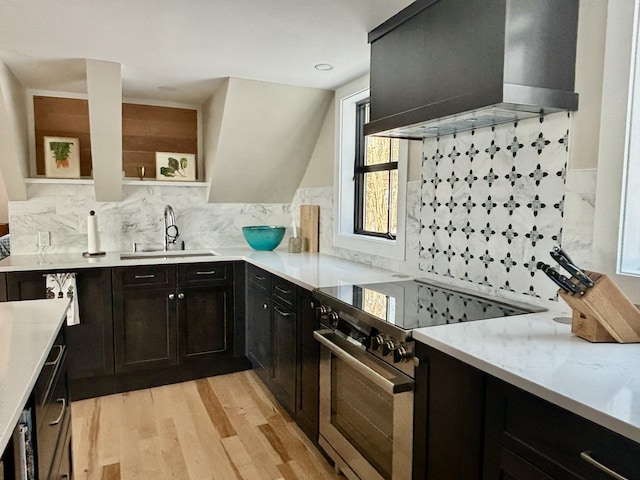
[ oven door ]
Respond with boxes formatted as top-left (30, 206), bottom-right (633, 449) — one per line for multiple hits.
top-left (314, 329), bottom-right (414, 480)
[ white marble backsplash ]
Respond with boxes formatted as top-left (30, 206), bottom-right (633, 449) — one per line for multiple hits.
top-left (8, 129), bottom-right (596, 310)
top-left (292, 181), bottom-right (423, 275)
top-left (9, 183), bottom-right (292, 255)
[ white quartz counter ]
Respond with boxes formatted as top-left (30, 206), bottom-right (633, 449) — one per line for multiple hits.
top-left (0, 299), bottom-right (69, 454)
top-left (413, 310), bottom-right (640, 444)
top-left (0, 248), bottom-right (410, 290)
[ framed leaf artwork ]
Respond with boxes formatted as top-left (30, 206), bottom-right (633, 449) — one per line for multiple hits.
top-left (155, 152), bottom-right (196, 181)
top-left (44, 136), bottom-right (80, 178)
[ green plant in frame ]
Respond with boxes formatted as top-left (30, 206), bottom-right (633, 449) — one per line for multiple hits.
top-left (49, 141), bottom-right (73, 168)
top-left (160, 156), bottom-right (188, 178)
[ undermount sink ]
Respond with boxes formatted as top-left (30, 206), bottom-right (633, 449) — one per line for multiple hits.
top-left (120, 250), bottom-right (218, 260)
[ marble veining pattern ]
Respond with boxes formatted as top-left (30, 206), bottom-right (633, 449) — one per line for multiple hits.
top-left (413, 311), bottom-right (640, 444)
top-left (9, 184), bottom-right (292, 254)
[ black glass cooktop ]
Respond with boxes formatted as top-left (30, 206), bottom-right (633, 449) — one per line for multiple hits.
top-left (315, 279), bottom-right (540, 330)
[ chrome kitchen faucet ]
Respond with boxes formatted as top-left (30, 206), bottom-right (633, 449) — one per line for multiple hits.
top-left (163, 205), bottom-right (180, 251)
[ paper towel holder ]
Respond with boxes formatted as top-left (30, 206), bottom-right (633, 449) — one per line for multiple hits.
top-left (83, 210), bottom-right (106, 257)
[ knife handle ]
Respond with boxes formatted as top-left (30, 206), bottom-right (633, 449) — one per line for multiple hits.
top-left (537, 262), bottom-right (584, 295)
top-left (550, 248), bottom-right (594, 288)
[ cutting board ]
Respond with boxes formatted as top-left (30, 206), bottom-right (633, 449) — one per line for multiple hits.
top-left (299, 205), bottom-right (320, 253)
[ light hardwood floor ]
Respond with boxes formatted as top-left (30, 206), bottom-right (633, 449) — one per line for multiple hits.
top-left (71, 370), bottom-right (342, 480)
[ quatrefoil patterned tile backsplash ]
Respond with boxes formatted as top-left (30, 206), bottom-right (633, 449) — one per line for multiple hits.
top-left (419, 112), bottom-right (570, 301)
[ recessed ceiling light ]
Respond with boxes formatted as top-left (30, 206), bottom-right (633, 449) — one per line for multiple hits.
top-left (158, 86), bottom-right (177, 91)
top-left (314, 63), bottom-right (333, 71)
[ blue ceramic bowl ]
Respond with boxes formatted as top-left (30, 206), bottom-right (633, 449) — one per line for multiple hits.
top-left (242, 226), bottom-right (286, 251)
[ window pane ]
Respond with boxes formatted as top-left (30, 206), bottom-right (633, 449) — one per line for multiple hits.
top-left (363, 170), bottom-right (390, 234)
top-left (390, 169), bottom-right (398, 235)
top-left (365, 136), bottom-right (393, 166)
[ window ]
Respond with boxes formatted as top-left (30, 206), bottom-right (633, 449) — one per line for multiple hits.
top-left (334, 76), bottom-right (407, 261)
top-left (354, 100), bottom-right (400, 239)
top-left (619, 0), bottom-right (640, 276)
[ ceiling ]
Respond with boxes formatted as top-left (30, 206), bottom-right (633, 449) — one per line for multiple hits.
top-left (0, 0), bottom-right (414, 105)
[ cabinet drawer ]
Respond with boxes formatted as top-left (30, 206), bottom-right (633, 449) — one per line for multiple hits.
top-left (33, 329), bottom-right (65, 419)
top-left (485, 377), bottom-right (640, 480)
top-left (247, 265), bottom-right (271, 292)
top-left (179, 262), bottom-right (229, 285)
top-left (37, 353), bottom-right (68, 480)
top-left (115, 266), bottom-right (176, 287)
top-left (272, 278), bottom-right (296, 307)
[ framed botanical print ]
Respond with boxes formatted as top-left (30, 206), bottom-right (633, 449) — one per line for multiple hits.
top-left (44, 136), bottom-right (81, 178)
top-left (155, 152), bottom-right (196, 181)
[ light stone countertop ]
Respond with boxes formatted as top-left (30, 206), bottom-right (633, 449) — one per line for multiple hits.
top-left (0, 299), bottom-right (69, 455)
top-left (2, 250), bottom-right (639, 447)
top-left (413, 311), bottom-right (640, 444)
top-left (0, 248), bottom-right (412, 289)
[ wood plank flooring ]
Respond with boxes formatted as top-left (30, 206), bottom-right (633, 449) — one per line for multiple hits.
top-left (71, 370), bottom-right (343, 480)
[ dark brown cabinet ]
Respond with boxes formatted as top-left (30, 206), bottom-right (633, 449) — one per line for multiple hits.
top-left (177, 263), bottom-right (233, 362)
top-left (413, 341), bottom-right (486, 480)
top-left (5, 268), bottom-right (114, 382)
top-left (413, 339), bottom-right (640, 480)
top-left (271, 277), bottom-right (297, 413)
top-left (4, 261), bottom-right (248, 400)
top-left (113, 265), bottom-right (178, 372)
top-left (295, 289), bottom-right (320, 442)
top-left (113, 262), bottom-right (235, 373)
top-left (245, 264), bottom-right (319, 442)
top-left (4, 327), bottom-right (73, 480)
top-left (484, 377), bottom-right (640, 480)
top-left (246, 265), bottom-right (272, 384)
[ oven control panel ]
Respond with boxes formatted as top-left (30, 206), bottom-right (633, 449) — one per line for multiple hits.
top-left (318, 305), bottom-right (370, 349)
top-left (369, 334), bottom-right (416, 377)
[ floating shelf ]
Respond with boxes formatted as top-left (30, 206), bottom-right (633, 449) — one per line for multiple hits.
top-left (26, 177), bottom-right (95, 185)
top-left (122, 179), bottom-right (207, 187)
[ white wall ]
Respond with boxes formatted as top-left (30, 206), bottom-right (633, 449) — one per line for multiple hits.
top-left (592, 0), bottom-right (640, 302)
top-left (208, 77), bottom-right (332, 203)
top-left (0, 59), bottom-right (28, 202)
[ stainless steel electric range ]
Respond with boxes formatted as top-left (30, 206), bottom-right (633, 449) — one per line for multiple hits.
top-left (312, 278), bottom-right (542, 480)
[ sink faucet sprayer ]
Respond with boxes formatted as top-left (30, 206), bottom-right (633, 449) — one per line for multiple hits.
top-left (163, 205), bottom-right (180, 251)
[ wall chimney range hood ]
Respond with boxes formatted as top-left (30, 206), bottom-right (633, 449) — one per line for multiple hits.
top-left (365, 0), bottom-right (579, 139)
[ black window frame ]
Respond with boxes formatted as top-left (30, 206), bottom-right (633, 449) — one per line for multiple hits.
top-left (353, 99), bottom-right (398, 240)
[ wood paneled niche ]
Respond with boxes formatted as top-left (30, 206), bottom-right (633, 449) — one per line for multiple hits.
top-left (33, 96), bottom-right (198, 180)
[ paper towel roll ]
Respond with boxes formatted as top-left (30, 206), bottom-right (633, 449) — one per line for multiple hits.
top-left (87, 210), bottom-right (101, 254)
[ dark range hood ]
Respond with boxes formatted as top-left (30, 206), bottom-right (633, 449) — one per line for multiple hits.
top-left (365, 0), bottom-right (579, 139)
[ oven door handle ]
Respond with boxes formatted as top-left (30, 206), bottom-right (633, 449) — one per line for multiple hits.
top-left (314, 329), bottom-right (414, 394)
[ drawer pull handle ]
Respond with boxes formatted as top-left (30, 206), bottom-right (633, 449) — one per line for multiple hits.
top-left (178, 293), bottom-right (185, 299)
top-left (45, 344), bottom-right (64, 367)
top-left (580, 451), bottom-right (629, 480)
top-left (196, 271), bottom-right (217, 275)
top-left (252, 273), bottom-right (266, 280)
top-left (134, 274), bottom-right (156, 279)
top-left (263, 303), bottom-right (269, 310)
top-left (169, 293), bottom-right (175, 300)
top-left (275, 286), bottom-right (292, 294)
top-left (274, 306), bottom-right (292, 317)
top-left (49, 398), bottom-right (66, 426)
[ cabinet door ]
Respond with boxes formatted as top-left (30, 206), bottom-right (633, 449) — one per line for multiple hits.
top-left (6, 269), bottom-right (114, 380)
top-left (67, 269), bottom-right (114, 379)
top-left (485, 377), bottom-right (640, 480)
top-left (483, 439), bottom-right (556, 480)
top-left (414, 341), bottom-right (486, 480)
top-left (296, 289), bottom-right (319, 441)
top-left (178, 283), bottom-right (233, 361)
top-left (272, 301), bottom-right (296, 413)
top-left (113, 266), bottom-right (177, 373)
top-left (246, 285), bottom-right (272, 384)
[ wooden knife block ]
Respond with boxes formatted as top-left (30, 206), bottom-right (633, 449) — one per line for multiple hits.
top-left (558, 271), bottom-right (640, 343)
